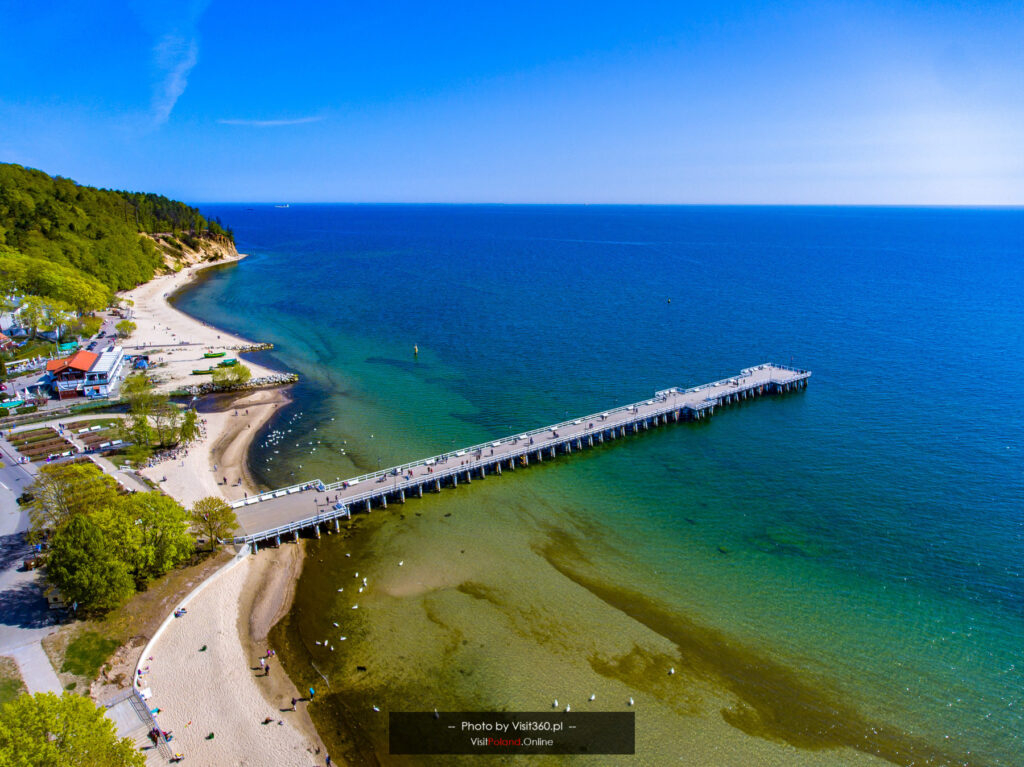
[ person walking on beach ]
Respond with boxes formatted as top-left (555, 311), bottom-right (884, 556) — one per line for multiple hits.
top-left (259, 658), bottom-right (265, 671)
top-left (290, 697), bottom-right (297, 711)
top-left (265, 662), bottom-right (271, 676)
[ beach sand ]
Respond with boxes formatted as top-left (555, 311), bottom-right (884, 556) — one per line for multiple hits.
top-left (143, 547), bottom-right (325, 767)
top-left (122, 257), bottom-right (326, 764)
top-left (122, 256), bottom-right (277, 395)
top-left (128, 256), bottom-right (290, 507)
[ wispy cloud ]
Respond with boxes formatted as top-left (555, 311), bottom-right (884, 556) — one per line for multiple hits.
top-left (151, 33), bottom-right (199, 126)
top-left (217, 116), bottom-right (325, 127)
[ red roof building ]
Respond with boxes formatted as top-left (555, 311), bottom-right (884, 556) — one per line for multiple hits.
top-left (46, 350), bottom-right (99, 399)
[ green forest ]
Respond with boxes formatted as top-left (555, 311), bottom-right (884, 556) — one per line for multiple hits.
top-left (0, 163), bottom-right (232, 302)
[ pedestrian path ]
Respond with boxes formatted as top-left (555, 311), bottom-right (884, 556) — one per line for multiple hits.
top-left (9, 640), bottom-right (62, 694)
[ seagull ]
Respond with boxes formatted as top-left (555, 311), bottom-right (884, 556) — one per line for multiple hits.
top-left (337, 588), bottom-right (344, 592)
top-left (669, 667), bottom-right (675, 675)
top-left (315, 641), bottom-right (321, 645)
top-left (333, 622), bottom-right (339, 627)
top-left (355, 572), bottom-right (359, 578)
top-left (627, 697), bottom-right (634, 706)
top-left (352, 604), bottom-right (359, 609)
top-left (552, 700), bottom-right (558, 708)
top-left (588, 694), bottom-right (595, 701)
top-left (565, 704), bottom-right (571, 712)
top-left (398, 560), bottom-right (404, 566)
top-left (345, 553), bottom-right (351, 558)
top-left (339, 636), bottom-right (347, 641)
top-left (358, 587), bottom-right (363, 593)
top-left (372, 706), bottom-right (380, 712)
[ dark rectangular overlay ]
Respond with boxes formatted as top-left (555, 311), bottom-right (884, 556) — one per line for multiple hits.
top-left (389, 711), bottom-right (635, 755)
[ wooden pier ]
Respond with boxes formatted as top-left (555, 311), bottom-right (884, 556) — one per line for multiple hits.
top-left (230, 363), bottom-right (810, 548)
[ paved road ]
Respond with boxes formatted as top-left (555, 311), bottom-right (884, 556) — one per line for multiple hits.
top-left (0, 442), bottom-right (63, 693)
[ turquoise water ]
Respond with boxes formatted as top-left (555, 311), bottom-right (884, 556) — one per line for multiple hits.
top-left (177, 205), bottom-right (1023, 764)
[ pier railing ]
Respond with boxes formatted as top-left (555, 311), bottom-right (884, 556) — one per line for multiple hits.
top-left (230, 362), bottom-right (811, 539)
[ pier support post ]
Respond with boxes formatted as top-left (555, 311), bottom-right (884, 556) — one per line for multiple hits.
top-left (381, 495), bottom-right (387, 508)
top-left (453, 473), bottom-right (458, 486)
top-left (399, 489), bottom-right (405, 503)
top-left (314, 525), bottom-right (321, 539)
top-left (417, 485), bottom-right (424, 498)
top-left (496, 464), bottom-right (501, 476)
top-left (365, 500), bottom-right (371, 513)
top-left (435, 479), bottom-right (441, 492)
top-left (550, 447), bottom-right (556, 459)
top-left (465, 471), bottom-right (472, 484)
top-left (334, 519), bottom-right (340, 533)
top-left (253, 540), bottom-right (259, 553)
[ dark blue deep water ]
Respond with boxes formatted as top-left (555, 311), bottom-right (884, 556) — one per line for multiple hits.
top-left (178, 205), bottom-right (1024, 764)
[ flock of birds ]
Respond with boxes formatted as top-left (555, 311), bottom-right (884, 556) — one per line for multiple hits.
top-left (260, 416), bottom-right (675, 716)
top-left (260, 412), bottom-right (348, 474)
top-left (313, 555), bottom-right (673, 715)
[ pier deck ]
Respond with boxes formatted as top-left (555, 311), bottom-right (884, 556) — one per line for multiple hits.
top-left (230, 363), bottom-right (810, 547)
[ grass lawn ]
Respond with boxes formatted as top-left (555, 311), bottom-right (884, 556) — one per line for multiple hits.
top-left (8, 339), bottom-right (55, 363)
top-left (0, 656), bottom-right (27, 707)
top-left (60, 632), bottom-right (120, 679)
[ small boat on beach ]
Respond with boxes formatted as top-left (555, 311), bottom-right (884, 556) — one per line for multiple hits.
top-left (192, 368), bottom-right (214, 375)
top-left (203, 351), bottom-right (226, 358)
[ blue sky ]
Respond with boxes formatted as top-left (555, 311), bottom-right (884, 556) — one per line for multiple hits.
top-left (1, 0), bottom-right (1022, 203)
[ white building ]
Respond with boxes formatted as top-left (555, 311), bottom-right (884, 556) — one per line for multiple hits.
top-left (83, 346), bottom-right (126, 398)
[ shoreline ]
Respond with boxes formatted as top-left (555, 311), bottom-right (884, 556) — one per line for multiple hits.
top-left (121, 254), bottom-right (329, 764)
top-left (142, 546), bottom-right (325, 766)
top-left (126, 254), bottom-right (290, 507)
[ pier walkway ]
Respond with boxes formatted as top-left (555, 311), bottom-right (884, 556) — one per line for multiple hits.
top-left (230, 363), bottom-right (810, 547)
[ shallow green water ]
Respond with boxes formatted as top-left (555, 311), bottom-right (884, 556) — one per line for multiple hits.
top-left (178, 205), bottom-right (1024, 765)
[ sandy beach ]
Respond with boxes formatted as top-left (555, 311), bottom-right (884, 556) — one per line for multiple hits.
top-left (142, 547), bottom-right (325, 766)
top-left (122, 256), bottom-right (325, 764)
top-left (127, 256), bottom-right (289, 507)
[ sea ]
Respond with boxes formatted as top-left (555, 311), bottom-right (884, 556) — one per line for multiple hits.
top-left (174, 205), bottom-right (1023, 766)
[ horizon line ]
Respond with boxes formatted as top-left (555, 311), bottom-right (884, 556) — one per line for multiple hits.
top-left (190, 201), bottom-right (1024, 209)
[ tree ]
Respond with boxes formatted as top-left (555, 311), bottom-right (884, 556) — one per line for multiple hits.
top-left (179, 407), bottom-right (200, 443)
top-left (115, 319), bottom-right (135, 338)
top-left (119, 373), bottom-right (156, 459)
top-left (211, 362), bottom-right (252, 388)
top-left (0, 691), bottom-right (145, 767)
top-left (28, 462), bottom-right (120, 535)
top-left (46, 515), bottom-right (135, 613)
top-left (73, 314), bottom-right (103, 339)
top-left (17, 295), bottom-right (48, 339)
top-left (190, 496), bottom-right (238, 550)
top-left (99, 493), bottom-right (194, 583)
top-left (151, 400), bottom-right (182, 447)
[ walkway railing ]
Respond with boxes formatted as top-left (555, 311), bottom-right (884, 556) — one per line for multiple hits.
top-left (230, 362), bottom-right (811, 541)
